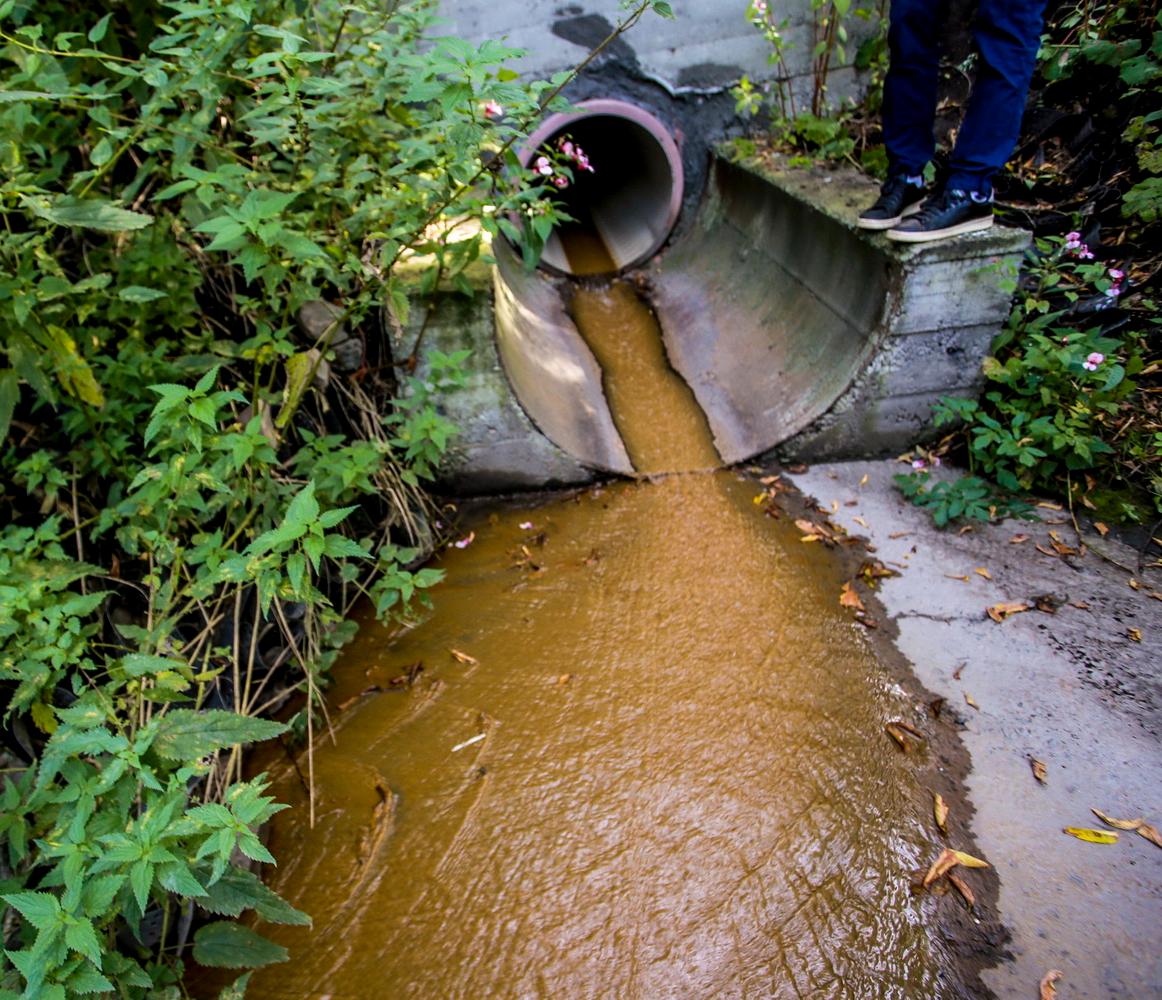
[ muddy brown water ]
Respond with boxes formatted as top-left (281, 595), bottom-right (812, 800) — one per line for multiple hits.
top-left (225, 238), bottom-right (965, 998)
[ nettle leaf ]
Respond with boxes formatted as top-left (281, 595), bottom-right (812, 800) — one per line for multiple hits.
top-left (151, 710), bottom-right (287, 760)
top-left (197, 867), bottom-right (308, 925)
top-left (192, 921), bottom-right (289, 969)
top-left (2, 891), bottom-right (61, 930)
top-left (30, 197), bottom-right (153, 232)
top-left (63, 918), bottom-right (103, 968)
top-left (121, 653), bottom-right (189, 678)
top-left (283, 482), bottom-right (320, 530)
top-left (117, 285), bottom-right (168, 303)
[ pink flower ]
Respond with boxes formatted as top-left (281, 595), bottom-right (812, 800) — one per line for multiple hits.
top-left (535, 156), bottom-right (553, 177)
top-left (1065, 231), bottom-right (1081, 243)
top-left (552, 175), bottom-right (568, 188)
top-left (482, 100), bottom-right (503, 119)
top-left (931, 455), bottom-right (942, 467)
top-left (1083, 352), bottom-right (1104, 371)
top-left (1104, 286), bottom-right (1120, 298)
top-left (559, 140), bottom-right (575, 157)
top-left (911, 459), bottom-right (926, 470)
top-left (1077, 248), bottom-right (1094, 260)
top-left (1108, 268), bottom-right (1124, 280)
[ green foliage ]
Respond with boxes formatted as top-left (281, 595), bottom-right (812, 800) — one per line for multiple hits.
top-left (0, 0), bottom-right (671, 993)
top-left (893, 471), bottom-right (1037, 528)
top-left (916, 235), bottom-right (1160, 521)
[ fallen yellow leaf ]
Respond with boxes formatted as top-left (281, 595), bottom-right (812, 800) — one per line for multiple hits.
top-left (854, 515), bottom-right (869, 528)
top-left (1040, 969), bottom-right (1063, 1000)
top-left (839, 581), bottom-right (865, 611)
top-left (945, 574), bottom-right (970, 582)
top-left (964, 692), bottom-right (980, 710)
top-left (1031, 758), bottom-right (1047, 784)
top-left (859, 473), bottom-right (869, 487)
top-left (885, 720), bottom-right (924, 753)
top-left (974, 567), bottom-right (992, 580)
top-left (1063, 827), bottom-right (1119, 844)
top-left (1129, 578), bottom-right (1141, 590)
top-left (1094, 521), bottom-right (1109, 536)
top-left (1128, 627), bottom-right (1142, 642)
top-left (1138, 823), bottom-right (1162, 849)
top-left (933, 793), bottom-right (949, 834)
top-left (952, 850), bottom-right (989, 869)
top-left (449, 648), bottom-right (479, 666)
top-left (922, 849), bottom-right (959, 887)
top-left (987, 601), bottom-right (1031, 623)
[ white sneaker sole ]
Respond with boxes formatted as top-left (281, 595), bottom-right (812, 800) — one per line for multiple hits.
top-left (855, 202), bottom-right (923, 230)
top-left (886, 214), bottom-right (994, 242)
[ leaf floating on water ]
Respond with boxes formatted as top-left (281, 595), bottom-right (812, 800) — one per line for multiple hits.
top-left (1009, 533), bottom-right (1030, 544)
top-left (922, 849), bottom-right (959, 888)
top-left (947, 872), bottom-right (975, 908)
top-left (449, 648), bottom-right (478, 666)
top-left (1127, 627), bottom-right (1142, 642)
top-left (987, 601), bottom-right (1031, 622)
top-left (964, 692), bottom-right (980, 710)
top-left (885, 720), bottom-right (924, 753)
top-left (1138, 823), bottom-right (1162, 849)
top-left (1128, 577), bottom-right (1141, 590)
top-left (952, 850), bottom-right (989, 869)
top-left (839, 581), bottom-right (865, 611)
top-left (1040, 969), bottom-right (1063, 1000)
top-left (933, 793), bottom-right (949, 833)
top-left (1063, 827), bottom-right (1119, 844)
top-left (853, 515), bottom-right (869, 528)
top-left (1071, 599), bottom-right (1091, 610)
top-left (974, 567), bottom-right (992, 580)
top-left (1030, 758), bottom-right (1047, 784)
top-left (859, 473), bottom-right (869, 487)
top-left (945, 574), bottom-right (970, 583)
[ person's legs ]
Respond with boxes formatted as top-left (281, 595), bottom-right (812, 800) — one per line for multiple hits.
top-left (881, 0), bottom-right (949, 178)
top-left (946, 0), bottom-right (1047, 193)
top-left (858, 0), bottom-right (947, 229)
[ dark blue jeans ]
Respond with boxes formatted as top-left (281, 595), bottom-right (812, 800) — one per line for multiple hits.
top-left (882, 0), bottom-right (1047, 194)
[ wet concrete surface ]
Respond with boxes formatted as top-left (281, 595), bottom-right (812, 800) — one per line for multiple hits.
top-left (788, 460), bottom-right (1162, 1000)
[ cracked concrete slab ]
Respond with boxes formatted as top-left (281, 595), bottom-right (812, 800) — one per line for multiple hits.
top-left (787, 459), bottom-right (1162, 1000)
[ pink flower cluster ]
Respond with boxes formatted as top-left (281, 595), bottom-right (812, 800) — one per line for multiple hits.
top-left (1105, 267), bottom-right (1125, 299)
top-left (911, 455), bottom-right (942, 470)
top-left (481, 100), bottom-right (503, 120)
top-left (533, 138), bottom-right (595, 191)
top-left (1082, 352), bottom-right (1104, 372)
top-left (1064, 231), bottom-right (1094, 260)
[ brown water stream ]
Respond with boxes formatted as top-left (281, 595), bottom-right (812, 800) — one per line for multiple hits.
top-left (227, 243), bottom-right (960, 998)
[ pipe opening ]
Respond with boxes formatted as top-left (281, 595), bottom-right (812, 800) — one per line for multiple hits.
top-left (521, 99), bottom-right (684, 276)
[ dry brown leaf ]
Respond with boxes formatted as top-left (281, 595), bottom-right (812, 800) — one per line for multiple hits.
top-left (1035, 543), bottom-right (1059, 558)
top-left (1037, 501), bottom-right (1064, 511)
top-left (952, 663), bottom-right (965, 680)
top-left (1128, 627), bottom-right (1142, 642)
top-left (1091, 808), bottom-right (1143, 831)
top-left (1009, 533), bottom-right (1030, 544)
top-left (934, 793), bottom-right (949, 833)
top-left (839, 581), bottom-right (865, 611)
top-left (885, 720), bottom-right (924, 752)
top-left (987, 601), bottom-right (1031, 622)
top-left (1128, 578), bottom-right (1142, 590)
top-left (1071, 600), bottom-right (1091, 610)
top-left (449, 648), bottom-right (478, 666)
top-left (974, 567), bottom-right (992, 579)
top-left (964, 692), bottom-right (980, 710)
top-left (952, 850), bottom-right (989, 868)
top-left (1094, 521), bottom-right (1109, 536)
top-left (922, 849), bottom-right (959, 887)
top-left (1031, 758), bottom-right (1047, 784)
top-left (947, 872), bottom-right (975, 908)
top-left (888, 531), bottom-right (911, 539)
top-left (1040, 969), bottom-right (1063, 1000)
top-left (945, 573), bottom-right (970, 582)
top-left (957, 524), bottom-right (974, 535)
top-left (1137, 823), bottom-right (1162, 849)
top-left (1148, 591), bottom-right (1162, 602)
top-left (1034, 593), bottom-right (1065, 614)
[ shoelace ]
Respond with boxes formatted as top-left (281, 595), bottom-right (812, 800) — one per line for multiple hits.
top-left (913, 188), bottom-right (969, 223)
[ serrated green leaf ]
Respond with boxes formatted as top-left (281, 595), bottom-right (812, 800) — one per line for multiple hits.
top-left (121, 653), bottom-right (188, 678)
top-left (117, 285), bottom-right (168, 303)
top-left (2, 891), bottom-right (60, 930)
top-left (63, 918), bottom-right (102, 968)
top-left (150, 710), bottom-right (287, 760)
top-left (193, 922), bottom-right (289, 969)
top-left (31, 197), bottom-right (153, 231)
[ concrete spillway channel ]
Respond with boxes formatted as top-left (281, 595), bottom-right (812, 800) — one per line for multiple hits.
top-left (403, 99), bottom-right (1029, 493)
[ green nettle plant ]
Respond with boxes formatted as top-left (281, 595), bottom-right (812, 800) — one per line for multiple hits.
top-left (0, 0), bottom-right (673, 995)
top-left (896, 234), bottom-right (1159, 525)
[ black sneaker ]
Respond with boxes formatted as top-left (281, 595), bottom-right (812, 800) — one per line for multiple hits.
top-left (856, 176), bottom-right (926, 230)
top-left (886, 188), bottom-right (993, 243)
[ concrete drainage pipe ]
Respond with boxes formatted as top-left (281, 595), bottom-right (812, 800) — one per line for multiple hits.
top-left (520, 99), bottom-right (684, 274)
